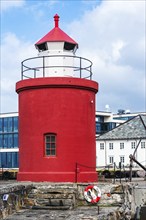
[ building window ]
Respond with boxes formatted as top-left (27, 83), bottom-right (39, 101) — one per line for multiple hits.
top-left (45, 134), bottom-right (56, 156)
top-left (100, 143), bottom-right (104, 150)
top-left (120, 143), bottom-right (124, 149)
top-left (141, 142), bottom-right (145, 149)
top-left (109, 143), bottom-right (113, 150)
top-left (120, 156), bottom-right (125, 164)
top-left (109, 156), bottom-right (114, 164)
top-left (131, 142), bottom-right (136, 149)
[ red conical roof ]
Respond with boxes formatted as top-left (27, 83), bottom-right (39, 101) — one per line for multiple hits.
top-left (35, 14), bottom-right (78, 47)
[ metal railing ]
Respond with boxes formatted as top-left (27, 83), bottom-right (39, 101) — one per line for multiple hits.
top-left (21, 55), bottom-right (93, 80)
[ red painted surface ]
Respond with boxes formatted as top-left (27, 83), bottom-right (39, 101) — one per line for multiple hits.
top-left (35, 14), bottom-right (78, 47)
top-left (16, 77), bottom-right (98, 182)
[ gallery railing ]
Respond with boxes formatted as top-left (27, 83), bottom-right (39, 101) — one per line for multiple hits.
top-left (21, 55), bottom-right (93, 80)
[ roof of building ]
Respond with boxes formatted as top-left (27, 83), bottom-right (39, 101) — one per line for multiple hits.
top-left (96, 115), bottom-right (146, 140)
top-left (35, 14), bottom-right (78, 47)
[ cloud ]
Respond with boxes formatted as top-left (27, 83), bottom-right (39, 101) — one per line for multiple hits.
top-left (67, 0), bottom-right (145, 112)
top-left (0, 32), bottom-right (36, 112)
top-left (0, 0), bottom-right (145, 113)
top-left (1, 0), bottom-right (25, 12)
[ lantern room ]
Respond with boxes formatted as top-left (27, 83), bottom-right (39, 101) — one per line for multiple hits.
top-left (35, 14), bottom-right (78, 77)
top-left (16, 14), bottom-right (99, 182)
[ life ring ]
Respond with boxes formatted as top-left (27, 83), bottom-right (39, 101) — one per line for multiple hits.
top-left (84, 185), bottom-right (101, 203)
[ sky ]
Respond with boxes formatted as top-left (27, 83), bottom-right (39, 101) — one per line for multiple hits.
top-left (0, 0), bottom-right (145, 114)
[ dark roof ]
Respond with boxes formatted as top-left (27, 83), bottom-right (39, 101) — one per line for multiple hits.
top-left (96, 115), bottom-right (146, 140)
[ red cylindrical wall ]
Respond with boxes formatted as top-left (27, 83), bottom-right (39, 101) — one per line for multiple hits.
top-left (16, 77), bottom-right (98, 182)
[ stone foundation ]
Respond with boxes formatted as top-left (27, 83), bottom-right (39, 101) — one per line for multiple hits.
top-left (0, 182), bottom-right (146, 219)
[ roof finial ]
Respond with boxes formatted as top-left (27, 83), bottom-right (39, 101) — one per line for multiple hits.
top-left (54, 14), bottom-right (60, 28)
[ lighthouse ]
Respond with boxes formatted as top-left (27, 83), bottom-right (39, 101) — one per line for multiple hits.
top-left (16, 14), bottom-right (99, 182)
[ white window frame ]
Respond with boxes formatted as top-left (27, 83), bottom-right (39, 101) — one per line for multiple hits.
top-left (109, 156), bottom-right (114, 164)
top-left (109, 143), bottom-right (113, 150)
top-left (120, 156), bottom-right (125, 164)
top-left (120, 143), bottom-right (124, 149)
top-left (141, 142), bottom-right (145, 149)
top-left (100, 143), bottom-right (104, 150)
top-left (131, 142), bottom-right (136, 149)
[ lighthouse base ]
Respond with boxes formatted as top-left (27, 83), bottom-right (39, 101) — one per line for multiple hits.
top-left (17, 171), bottom-right (98, 182)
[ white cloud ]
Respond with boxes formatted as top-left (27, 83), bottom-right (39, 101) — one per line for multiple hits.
top-left (1, 0), bottom-right (25, 11)
top-left (0, 32), bottom-right (36, 112)
top-left (68, 0), bottom-right (145, 112)
top-left (0, 0), bottom-right (145, 113)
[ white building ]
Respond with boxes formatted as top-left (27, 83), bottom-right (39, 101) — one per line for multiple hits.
top-left (96, 115), bottom-right (146, 169)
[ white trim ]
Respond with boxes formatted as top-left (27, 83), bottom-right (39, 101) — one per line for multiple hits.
top-left (0, 112), bottom-right (18, 118)
top-left (0, 148), bottom-right (19, 152)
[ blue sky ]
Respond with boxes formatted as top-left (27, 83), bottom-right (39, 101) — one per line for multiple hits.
top-left (0, 0), bottom-right (145, 113)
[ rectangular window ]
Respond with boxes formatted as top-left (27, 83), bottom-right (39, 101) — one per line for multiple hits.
top-left (131, 142), bottom-right (136, 149)
top-left (7, 118), bottom-right (13, 132)
top-left (109, 143), bottom-right (113, 150)
top-left (141, 142), bottom-right (145, 148)
top-left (13, 117), bottom-right (18, 132)
top-left (120, 143), bottom-right (124, 149)
top-left (0, 134), bottom-right (2, 148)
top-left (3, 134), bottom-right (8, 148)
top-left (0, 118), bottom-right (3, 132)
top-left (120, 156), bottom-right (125, 163)
top-left (14, 134), bottom-right (18, 148)
top-left (109, 156), bottom-right (114, 164)
top-left (4, 118), bottom-right (8, 132)
top-left (45, 134), bottom-right (56, 156)
top-left (100, 143), bottom-right (104, 150)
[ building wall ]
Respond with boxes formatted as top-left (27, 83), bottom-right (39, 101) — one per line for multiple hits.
top-left (0, 113), bottom-right (19, 168)
top-left (96, 139), bottom-right (146, 168)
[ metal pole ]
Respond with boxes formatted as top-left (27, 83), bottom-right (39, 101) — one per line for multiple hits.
top-left (75, 163), bottom-right (78, 183)
top-left (21, 62), bottom-right (23, 80)
top-left (43, 56), bottom-right (45, 77)
top-left (113, 162), bottom-right (116, 184)
top-left (80, 58), bottom-right (82, 78)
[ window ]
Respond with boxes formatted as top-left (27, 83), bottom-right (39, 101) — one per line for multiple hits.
top-left (100, 143), bottom-right (104, 150)
top-left (141, 142), bottom-right (145, 149)
top-left (120, 143), bottom-right (124, 149)
top-left (131, 142), bottom-right (136, 149)
top-left (120, 156), bottom-right (125, 163)
top-left (109, 156), bottom-right (114, 164)
top-left (109, 143), bottom-right (113, 150)
top-left (45, 134), bottom-right (56, 156)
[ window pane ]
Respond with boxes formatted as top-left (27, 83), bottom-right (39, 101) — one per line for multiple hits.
top-left (4, 118), bottom-right (8, 132)
top-left (51, 136), bottom-right (55, 142)
top-left (46, 150), bottom-right (50, 155)
top-left (12, 152), bottom-right (19, 168)
top-left (46, 143), bottom-right (51, 149)
top-left (51, 143), bottom-right (55, 149)
top-left (0, 118), bottom-right (3, 132)
top-left (8, 134), bottom-right (13, 148)
top-left (7, 118), bottom-right (13, 132)
top-left (1, 152), bottom-right (7, 167)
top-left (0, 135), bottom-right (3, 148)
top-left (13, 117), bottom-right (18, 132)
top-left (7, 152), bottom-right (12, 168)
top-left (46, 136), bottom-right (51, 142)
top-left (14, 134), bottom-right (18, 148)
top-left (3, 134), bottom-right (8, 148)
top-left (51, 150), bottom-right (55, 155)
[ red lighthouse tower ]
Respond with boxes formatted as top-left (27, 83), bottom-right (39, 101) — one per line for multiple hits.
top-left (16, 15), bottom-right (98, 182)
